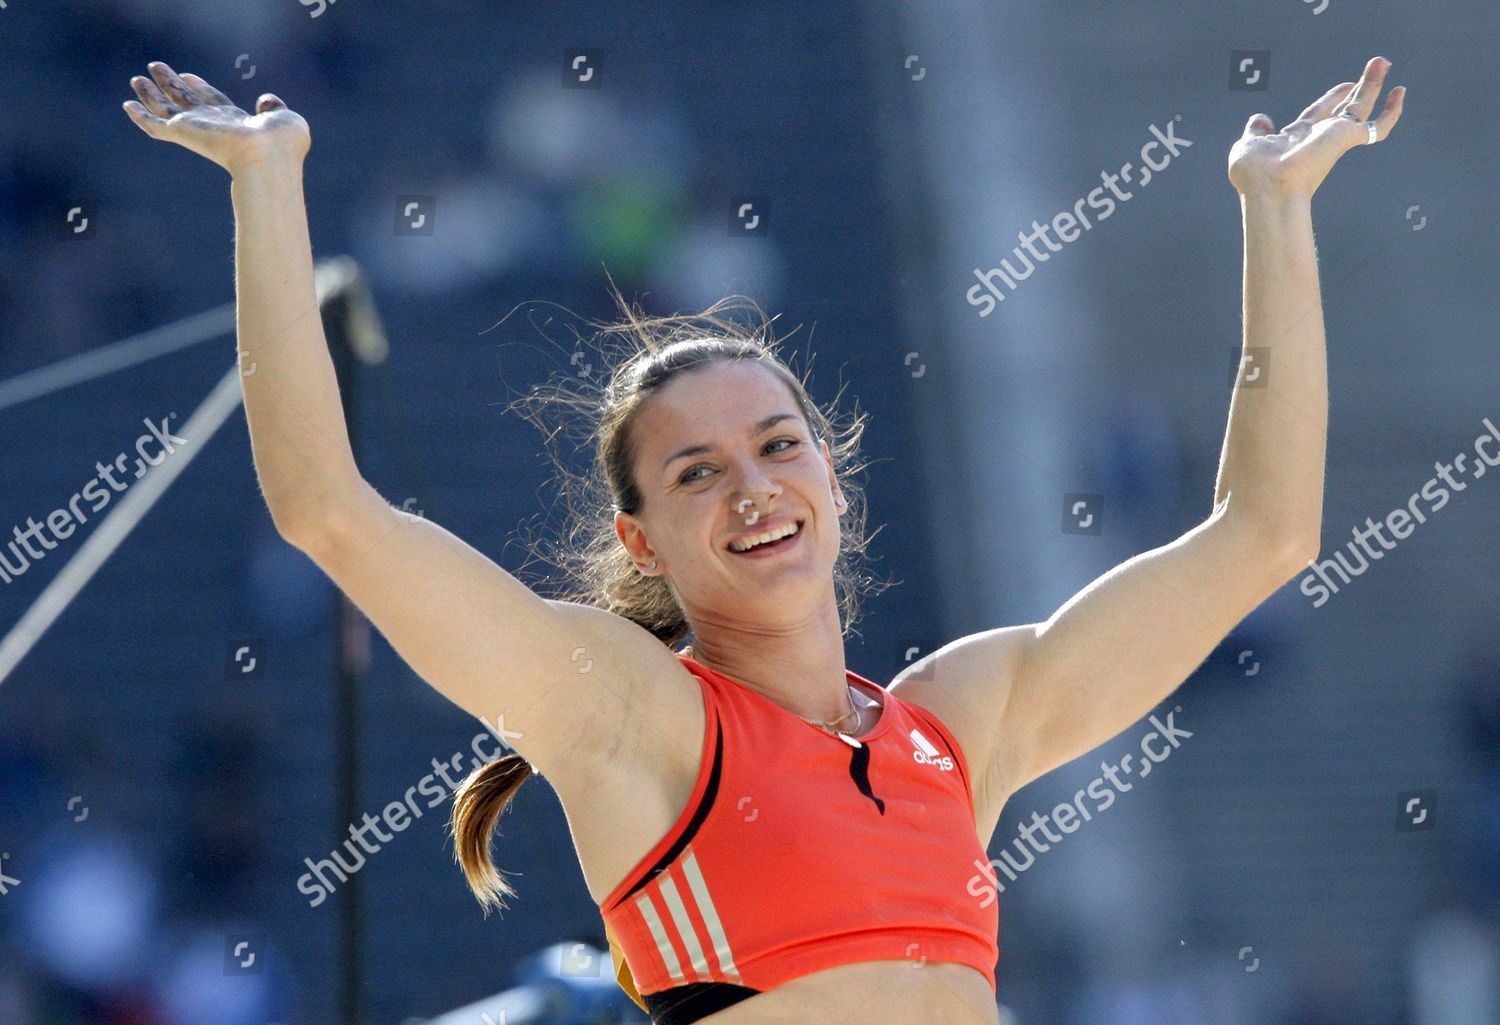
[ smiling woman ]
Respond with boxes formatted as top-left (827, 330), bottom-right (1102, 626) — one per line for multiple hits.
top-left (495, 291), bottom-right (885, 652)
top-left (120, 50), bottom-right (1403, 1025)
top-left (449, 289), bottom-right (886, 851)
top-left (439, 290), bottom-right (982, 1023)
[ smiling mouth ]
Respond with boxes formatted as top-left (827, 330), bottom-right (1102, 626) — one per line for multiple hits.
top-left (728, 519), bottom-right (804, 553)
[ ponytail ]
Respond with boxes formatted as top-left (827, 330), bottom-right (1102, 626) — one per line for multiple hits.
top-left (450, 752), bottom-right (534, 914)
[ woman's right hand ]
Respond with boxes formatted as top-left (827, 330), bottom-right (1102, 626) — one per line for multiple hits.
top-left (123, 61), bottom-right (310, 175)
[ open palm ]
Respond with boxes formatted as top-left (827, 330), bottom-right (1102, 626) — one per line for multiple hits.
top-left (1229, 56), bottom-right (1406, 199)
top-left (123, 62), bottom-right (310, 173)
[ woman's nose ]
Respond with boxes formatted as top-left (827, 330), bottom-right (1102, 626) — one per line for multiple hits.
top-left (728, 469), bottom-right (780, 524)
top-left (729, 455), bottom-right (778, 491)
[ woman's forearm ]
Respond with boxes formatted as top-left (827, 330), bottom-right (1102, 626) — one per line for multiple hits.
top-left (231, 158), bottom-right (363, 538)
top-left (1212, 193), bottom-right (1327, 552)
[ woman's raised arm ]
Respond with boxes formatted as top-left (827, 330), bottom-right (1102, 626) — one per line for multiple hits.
top-left (125, 61), bottom-right (347, 534)
top-left (121, 63), bottom-right (693, 785)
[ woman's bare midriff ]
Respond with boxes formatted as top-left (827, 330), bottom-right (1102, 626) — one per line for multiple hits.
top-left (694, 960), bottom-right (999, 1025)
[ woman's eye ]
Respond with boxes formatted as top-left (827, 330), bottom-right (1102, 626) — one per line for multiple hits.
top-left (678, 439), bottom-right (799, 484)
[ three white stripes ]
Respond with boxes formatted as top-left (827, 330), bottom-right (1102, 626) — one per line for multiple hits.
top-left (634, 849), bottom-right (742, 985)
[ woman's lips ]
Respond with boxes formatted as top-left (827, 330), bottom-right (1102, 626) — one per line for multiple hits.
top-left (728, 520), bottom-right (804, 557)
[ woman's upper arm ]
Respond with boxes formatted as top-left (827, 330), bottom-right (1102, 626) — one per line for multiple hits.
top-left (291, 479), bottom-right (682, 779)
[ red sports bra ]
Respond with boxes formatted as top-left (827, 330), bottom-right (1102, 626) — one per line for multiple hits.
top-left (599, 653), bottom-right (999, 1019)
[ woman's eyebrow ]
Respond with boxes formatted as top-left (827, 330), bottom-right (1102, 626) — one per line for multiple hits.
top-left (662, 412), bottom-right (801, 470)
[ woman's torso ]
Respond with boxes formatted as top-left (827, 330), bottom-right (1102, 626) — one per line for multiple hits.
top-left (546, 644), bottom-right (1000, 1025)
top-left (692, 960), bottom-right (999, 1024)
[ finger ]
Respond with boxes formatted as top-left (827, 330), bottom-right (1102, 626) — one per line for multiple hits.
top-left (147, 61), bottom-right (204, 109)
top-left (1242, 112), bottom-right (1275, 138)
top-left (180, 72), bottom-right (235, 107)
top-left (130, 75), bottom-right (181, 119)
top-left (1296, 81), bottom-right (1355, 124)
top-left (255, 93), bottom-right (288, 114)
top-left (1333, 56), bottom-right (1390, 121)
top-left (122, 99), bottom-right (169, 136)
top-left (1367, 85), bottom-right (1406, 144)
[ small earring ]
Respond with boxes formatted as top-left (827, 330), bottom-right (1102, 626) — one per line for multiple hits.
top-left (640, 560), bottom-right (658, 573)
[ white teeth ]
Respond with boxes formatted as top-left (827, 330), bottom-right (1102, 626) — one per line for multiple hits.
top-left (731, 521), bottom-right (800, 552)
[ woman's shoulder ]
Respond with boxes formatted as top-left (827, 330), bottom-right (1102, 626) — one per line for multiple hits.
top-left (540, 600), bottom-right (696, 690)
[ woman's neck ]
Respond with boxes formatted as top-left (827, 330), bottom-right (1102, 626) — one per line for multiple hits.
top-left (680, 620), bottom-right (874, 728)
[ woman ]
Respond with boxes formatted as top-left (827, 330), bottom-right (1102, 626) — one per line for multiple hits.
top-left (123, 55), bottom-right (1404, 1025)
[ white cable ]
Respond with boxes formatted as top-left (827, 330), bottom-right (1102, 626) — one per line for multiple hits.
top-left (0, 258), bottom-right (357, 413)
top-left (0, 305), bottom-right (235, 413)
top-left (0, 259), bottom-right (370, 687)
top-left (0, 365), bottom-right (245, 687)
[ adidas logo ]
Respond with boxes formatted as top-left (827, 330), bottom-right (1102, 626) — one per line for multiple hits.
top-left (909, 728), bottom-right (954, 772)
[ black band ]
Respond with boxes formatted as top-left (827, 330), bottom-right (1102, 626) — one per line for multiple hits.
top-left (643, 981), bottom-right (761, 1024)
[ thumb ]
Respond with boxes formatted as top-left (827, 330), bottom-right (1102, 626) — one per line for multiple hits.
top-left (1243, 112), bottom-right (1275, 138)
top-left (255, 94), bottom-right (287, 114)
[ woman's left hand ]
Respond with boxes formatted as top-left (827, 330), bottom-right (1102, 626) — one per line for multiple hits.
top-left (1228, 56), bottom-right (1406, 200)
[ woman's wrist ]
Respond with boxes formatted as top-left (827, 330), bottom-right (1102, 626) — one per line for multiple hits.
top-left (1239, 190), bottom-right (1315, 235)
top-left (228, 139), bottom-right (308, 182)
top-left (1238, 188), bottom-right (1314, 213)
top-left (230, 158), bottom-right (306, 199)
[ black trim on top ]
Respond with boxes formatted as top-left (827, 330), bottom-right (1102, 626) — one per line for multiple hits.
top-left (621, 717), bottom-right (724, 904)
top-left (643, 981), bottom-right (761, 1024)
top-left (847, 741), bottom-right (886, 814)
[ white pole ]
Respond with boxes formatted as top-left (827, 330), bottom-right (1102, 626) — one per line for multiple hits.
top-left (0, 305), bottom-right (235, 413)
top-left (0, 260), bottom-right (359, 687)
top-left (0, 364), bottom-right (245, 687)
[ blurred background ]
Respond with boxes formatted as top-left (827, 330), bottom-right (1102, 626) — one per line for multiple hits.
top-left (1, 1), bottom-right (1496, 1023)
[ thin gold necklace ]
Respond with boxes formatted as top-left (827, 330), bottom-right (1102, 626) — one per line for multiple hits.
top-left (683, 643), bottom-right (864, 736)
top-left (801, 684), bottom-right (861, 734)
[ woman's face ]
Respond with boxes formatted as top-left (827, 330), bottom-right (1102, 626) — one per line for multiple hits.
top-left (616, 360), bottom-right (847, 626)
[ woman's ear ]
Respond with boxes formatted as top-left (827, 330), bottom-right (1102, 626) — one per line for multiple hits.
top-left (614, 509), bottom-right (657, 570)
top-left (818, 439), bottom-right (847, 512)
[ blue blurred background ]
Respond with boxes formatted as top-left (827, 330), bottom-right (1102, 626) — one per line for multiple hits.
top-left (1, 1), bottom-right (1496, 1023)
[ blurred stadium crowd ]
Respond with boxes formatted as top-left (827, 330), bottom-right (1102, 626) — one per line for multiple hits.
top-left (1, 2), bottom-right (1497, 1024)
